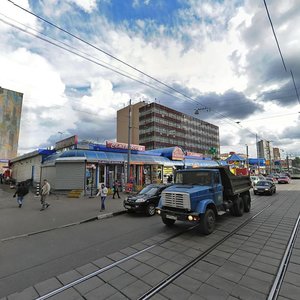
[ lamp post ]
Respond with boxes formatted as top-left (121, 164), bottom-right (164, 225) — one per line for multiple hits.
top-left (245, 144), bottom-right (249, 174)
top-left (58, 131), bottom-right (64, 139)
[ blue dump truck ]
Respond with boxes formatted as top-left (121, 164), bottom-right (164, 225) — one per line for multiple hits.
top-left (156, 166), bottom-right (252, 235)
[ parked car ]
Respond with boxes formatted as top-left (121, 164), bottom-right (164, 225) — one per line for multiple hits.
top-left (123, 184), bottom-right (169, 216)
top-left (253, 180), bottom-right (276, 195)
top-left (265, 175), bottom-right (277, 183)
top-left (277, 176), bottom-right (291, 184)
top-left (280, 172), bottom-right (291, 179)
top-left (250, 176), bottom-right (260, 187)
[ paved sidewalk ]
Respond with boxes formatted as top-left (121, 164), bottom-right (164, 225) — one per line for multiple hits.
top-left (0, 184), bottom-right (127, 241)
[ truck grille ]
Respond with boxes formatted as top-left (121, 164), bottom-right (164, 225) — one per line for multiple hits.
top-left (162, 192), bottom-right (191, 210)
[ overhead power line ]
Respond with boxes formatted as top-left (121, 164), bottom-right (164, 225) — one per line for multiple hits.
top-left (0, 13), bottom-right (246, 136)
top-left (263, 0), bottom-right (299, 106)
top-left (263, 0), bottom-right (287, 71)
top-left (4, 0), bottom-right (283, 144)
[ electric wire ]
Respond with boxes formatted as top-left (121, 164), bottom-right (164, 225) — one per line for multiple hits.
top-left (4, 0), bottom-right (258, 131)
top-left (263, 0), bottom-right (300, 106)
top-left (4, 0), bottom-right (293, 145)
top-left (0, 15), bottom-right (248, 136)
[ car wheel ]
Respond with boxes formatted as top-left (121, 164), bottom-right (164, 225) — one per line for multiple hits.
top-left (162, 216), bottom-right (175, 227)
top-left (146, 204), bottom-right (156, 216)
top-left (200, 208), bottom-right (216, 235)
top-left (233, 196), bottom-right (244, 217)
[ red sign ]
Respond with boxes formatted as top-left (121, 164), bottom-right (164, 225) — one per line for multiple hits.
top-left (186, 151), bottom-right (203, 158)
top-left (106, 141), bottom-right (145, 151)
top-left (172, 147), bottom-right (184, 160)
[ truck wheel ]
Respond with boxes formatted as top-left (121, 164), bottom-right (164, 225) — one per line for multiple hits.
top-left (162, 216), bottom-right (175, 227)
top-left (233, 196), bottom-right (244, 217)
top-left (242, 194), bottom-right (251, 213)
top-left (200, 209), bottom-right (216, 235)
top-left (146, 204), bottom-right (156, 216)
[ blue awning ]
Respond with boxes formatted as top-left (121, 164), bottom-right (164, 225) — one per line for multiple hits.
top-left (185, 159), bottom-right (219, 167)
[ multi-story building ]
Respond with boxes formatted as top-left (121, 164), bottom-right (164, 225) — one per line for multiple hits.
top-left (117, 101), bottom-right (146, 144)
top-left (273, 147), bottom-right (281, 161)
top-left (0, 87), bottom-right (23, 171)
top-left (117, 102), bottom-right (219, 155)
top-left (257, 140), bottom-right (273, 160)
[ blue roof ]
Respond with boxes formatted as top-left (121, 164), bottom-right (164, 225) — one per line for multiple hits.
top-left (226, 153), bottom-right (245, 162)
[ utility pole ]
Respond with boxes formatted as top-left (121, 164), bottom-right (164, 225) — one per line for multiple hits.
top-left (127, 99), bottom-right (132, 184)
top-left (245, 144), bottom-right (249, 174)
top-left (256, 134), bottom-right (260, 174)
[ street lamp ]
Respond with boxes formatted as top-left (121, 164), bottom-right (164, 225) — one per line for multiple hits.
top-left (58, 131), bottom-right (64, 138)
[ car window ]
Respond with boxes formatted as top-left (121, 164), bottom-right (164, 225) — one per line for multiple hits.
top-left (257, 181), bottom-right (270, 186)
top-left (139, 185), bottom-right (155, 195)
top-left (139, 186), bottom-right (160, 196)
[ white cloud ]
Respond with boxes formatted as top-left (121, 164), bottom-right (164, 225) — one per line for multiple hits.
top-left (78, 78), bottom-right (129, 117)
top-left (0, 0), bottom-right (41, 33)
top-left (67, 0), bottom-right (97, 13)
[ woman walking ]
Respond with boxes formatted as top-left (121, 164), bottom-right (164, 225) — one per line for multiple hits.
top-left (96, 183), bottom-right (108, 211)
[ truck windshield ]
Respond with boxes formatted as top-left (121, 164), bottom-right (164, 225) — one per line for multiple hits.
top-left (176, 171), bottom-right (211, 186)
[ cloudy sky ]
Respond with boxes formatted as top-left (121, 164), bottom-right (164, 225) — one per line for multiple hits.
top-left (1, 0), bottom-right (299, 157)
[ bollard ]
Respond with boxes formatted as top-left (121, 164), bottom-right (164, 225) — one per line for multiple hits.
top-left (35, 183), bottom-right (40, 197)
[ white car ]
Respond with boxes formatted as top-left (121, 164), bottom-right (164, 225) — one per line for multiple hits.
top-left (250, 176), bottom-right (260, 187)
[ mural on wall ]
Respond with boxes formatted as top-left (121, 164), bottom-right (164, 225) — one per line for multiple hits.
top-left (0, 87), bottom-right (23, 160)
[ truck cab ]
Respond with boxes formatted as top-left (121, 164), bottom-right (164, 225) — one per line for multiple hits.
top-left (156, 167), bottom-right (251, 235)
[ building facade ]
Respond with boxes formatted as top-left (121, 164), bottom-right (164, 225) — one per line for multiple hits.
top-left (0, 87), bottom-right (23, 173)
top-left (116, 101), bottom-right (146, 144)
top-left (0, 87), bottom-right (23, 158)
top-left (257, 140), bottom-right (273, 160)
top-left (138, 102), bottom-right (220, 155)
top-left (117, 102), bottom-right (220, 156)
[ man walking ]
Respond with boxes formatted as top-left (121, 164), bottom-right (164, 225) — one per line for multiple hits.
top-left (40, 179), bottom-right (51, 211)
top-left (13, 182), bottom-right (29, 208)
top-left (113, 180), bottom-right (120, 199)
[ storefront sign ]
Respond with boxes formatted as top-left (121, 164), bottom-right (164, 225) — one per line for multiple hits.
top-left (186, 151), bottom-right (203, 158)
top-left (106, 141), bottom-right (145, 151)
top-left (55, 135), bottom-right (78, 150)
top-left (172, 147), bottom-right (184, 160)
top-left (98, 160), bottom-right (123, 164)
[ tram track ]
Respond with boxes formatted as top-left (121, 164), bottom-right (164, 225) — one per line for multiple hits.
top-left (267, 214), bottom-right (300, 300)
top-left (35, 201), bottom-right (273, 300)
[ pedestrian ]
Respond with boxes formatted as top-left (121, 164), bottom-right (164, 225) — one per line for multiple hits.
top-left (112, 180), bottom-right (120, 199)
top-left (40, 179), bottom-right (51, 211)
top-left (0, 173), bottom-right (3, 184)
top-left (13, 182), bottom-right (29, 208)
top-left (96, 183), bottom-right (108, 211)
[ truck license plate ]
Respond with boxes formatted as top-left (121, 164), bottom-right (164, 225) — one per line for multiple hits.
top-left (166, 214), bottom-right (177, 220)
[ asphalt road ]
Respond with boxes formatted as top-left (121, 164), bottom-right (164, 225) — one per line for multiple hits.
top-left (0, 212), bottom-right (189, 297)
top-left (1, 180), bottom-right (299, 298)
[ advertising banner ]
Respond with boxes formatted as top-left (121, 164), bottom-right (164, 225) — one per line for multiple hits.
top-left (106, 141), bottom-right (145, 151)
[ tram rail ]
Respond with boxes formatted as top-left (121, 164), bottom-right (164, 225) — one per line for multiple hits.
top-left (35, 203), bottom-right (272, 300)
top-left (267, 214), bottom-right (300, 300)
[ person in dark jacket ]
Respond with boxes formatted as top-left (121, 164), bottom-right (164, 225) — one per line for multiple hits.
top-left (112, 180), bottom-right (120, 199)
top-left (13, 182), bottom-right (29, 208)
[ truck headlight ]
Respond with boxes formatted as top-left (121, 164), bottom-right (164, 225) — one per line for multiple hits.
top-left (188, 215), bottom-right (193, 221)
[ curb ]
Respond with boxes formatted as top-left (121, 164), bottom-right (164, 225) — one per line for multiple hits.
top-left (1, 210), bottom-right (127, 242)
